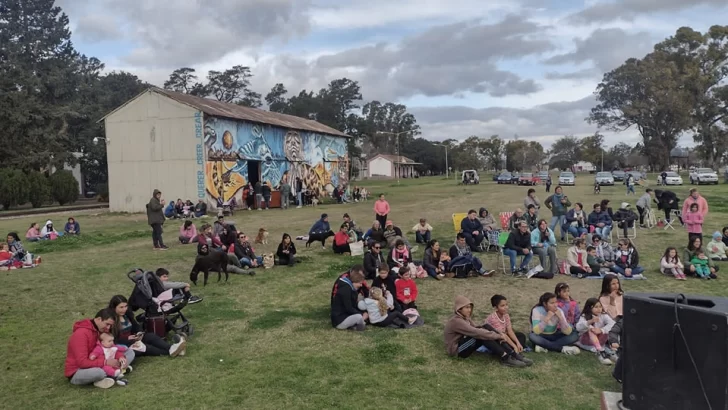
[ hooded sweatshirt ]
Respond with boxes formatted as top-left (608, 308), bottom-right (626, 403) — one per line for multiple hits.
top-left (478, 208), bottom-right (498, 231)
top-left (309, 217), bottom-right (331, 235)
top-left (443, 295), bottom-right (500, 356)
top-left (707, 234), bottom-right (727, 259)
top-left (40, 220), bottom-right (57, 237)
top-left (146, 189), bottom-right (165, 225)
top-left (545, 193), bottom-right (571, 217)
top-left (64, 319), bottom-right (106, 377)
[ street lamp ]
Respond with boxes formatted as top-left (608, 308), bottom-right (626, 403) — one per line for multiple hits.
top-left (375, 130), bottom-right (416, 185)
top-left (433, 142), bottom-right (449, 179)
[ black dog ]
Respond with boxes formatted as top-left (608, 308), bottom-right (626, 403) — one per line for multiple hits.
top-left (190, 245), bottom-right (229, 286)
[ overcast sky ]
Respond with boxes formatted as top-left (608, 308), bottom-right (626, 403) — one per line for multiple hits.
top-left (56, 0), bottom-right (728, 148)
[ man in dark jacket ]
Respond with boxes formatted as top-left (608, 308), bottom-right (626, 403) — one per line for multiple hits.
top-left (254, 181), bottom-right (263, 210)
top-left (65, 308), bottom-right (135, 388)
top-left (194, 199), bottom-right (207, 217)
top-left (295, 177), bottom-right (303, 208)
top-left (613, 202), bottom-right (638, 238)
top-left (654, 189), bottom-right (683, 224)
top-left (146, 189), bottom-right (168, 250)
top-left (261, 181), bottom-right (272, 209)
top-left (330, 267), bottom-right (367, 330)
top-left (460, 209), bottom-right (484, 251)
top-left (307, 213), bottom-right (335, 248)
top-left (503, 221), bottom-right (533, 275)
top-left (363, 242), bottom-right (386, 279)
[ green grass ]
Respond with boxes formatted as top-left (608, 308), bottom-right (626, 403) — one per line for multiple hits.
top-left (2, 176), bottom-right (728, 409)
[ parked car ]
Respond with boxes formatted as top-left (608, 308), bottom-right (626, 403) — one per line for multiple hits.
top-left (492, 173), bottom-right (500, 181)
top-left (511, 172), bottom-right (521, 183)
top-left (559, 171), bottom-right (575, 186)
top-left (537, 171), bottom-right (549, 181)
top-left (690, 168), bottom-right (718, 185)
top-left (627, 171), bottom-right (646, 181)
top-left (594, 172), bottom-right (614, 186)
top-left (612, 170), bottom-right (626, 181)
top-left (518, 173), bottom-right (541, 186)
top-left (658, 171), bottom-right (683, 185)
top-left (496, 172), bottom-right (513, 184)
top-left (461, 170), bottom-right (479, 185)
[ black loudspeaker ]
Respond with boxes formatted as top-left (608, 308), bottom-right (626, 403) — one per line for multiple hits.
top-left (622, 293), bottom-right (728, 410)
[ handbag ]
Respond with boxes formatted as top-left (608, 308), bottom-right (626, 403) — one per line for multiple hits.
top-left (145, 315), bottom-right (166, 338)
top-left (350, 241), bottom-right (364, 256)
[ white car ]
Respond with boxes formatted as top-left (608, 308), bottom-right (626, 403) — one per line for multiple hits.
top-left (559, 172), bottom-right (575, 186)
top-left (690, 168), bottom-right (718, 185)
top-left (658, 171), bottom-right (683, 186)
top-left (594, 172), bottom-right (614, 186)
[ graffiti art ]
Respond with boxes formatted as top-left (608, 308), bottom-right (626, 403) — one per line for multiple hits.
top-left (204, 117), bottom-right (349, 203)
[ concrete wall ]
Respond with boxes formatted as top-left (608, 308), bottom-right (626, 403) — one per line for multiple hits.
top-left (104, 91), bottom-right (203, 212)
top-left (368, 157), bottom-right (392, 177)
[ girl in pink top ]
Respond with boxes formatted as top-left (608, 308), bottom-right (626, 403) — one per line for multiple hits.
top-left (374, 194), bottom-right (390, 230)
top-left (683, 203), bottom-right (704, 243)
top-left (25, 222), bottom-right (42, 242)
top-left (487, 294), bottom-right (528, 354)
top-left (178, 220), bottom-right (198, 244)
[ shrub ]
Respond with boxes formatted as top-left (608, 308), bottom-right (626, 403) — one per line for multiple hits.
top-left (49, 170), bottom-right (79, 206)
top-left (0, 169), bottom-right (29, 210)
top-left (26, 171), bottom-right (50, 208)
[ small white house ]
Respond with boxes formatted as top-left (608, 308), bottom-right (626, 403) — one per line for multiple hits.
top-left (573, 161), bottom-right (596, 172)
top-left (367, 154), bottom-right (420, 179)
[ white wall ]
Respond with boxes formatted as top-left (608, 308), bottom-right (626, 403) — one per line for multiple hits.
top-left (104, 91), bottom-right (201, 212)
top-left (368, 157), bottom-right (392, 177)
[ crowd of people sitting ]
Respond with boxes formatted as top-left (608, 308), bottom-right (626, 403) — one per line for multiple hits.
top-left (1, 218), bottom-right (80, 269)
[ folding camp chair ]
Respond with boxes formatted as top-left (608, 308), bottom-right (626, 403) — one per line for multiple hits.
top-left (616, 223), bottom-right (637, 240)
top-left (499, 212), bottom-right (514, 230)
top-left (645, 209), bottom-right (657, 229)
top-left (496, 231), bottom-right (534, 275)
top-left (664, 210), bottom-right (682, 231)
top-left (452, 213), bottom-right (468, 234)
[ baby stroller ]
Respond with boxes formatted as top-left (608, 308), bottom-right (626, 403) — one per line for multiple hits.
top-left (127, 268), bottom-right (193, 339)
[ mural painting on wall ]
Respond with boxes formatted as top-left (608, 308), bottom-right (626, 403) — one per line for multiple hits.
top-left (204, 116), bottom-right (349, 203)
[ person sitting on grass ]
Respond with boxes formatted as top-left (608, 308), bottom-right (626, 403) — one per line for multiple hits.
top-left (529, 292), bottom-right (580, 355)
top-left (307, 213), bottom-right (335, 249)
top-left (586, 246), bottom-right (605, 276)
top-left (88, 332), bottom-right (129, 385)
top-left (387, 239), bottom-right (413, 270)
top-left (487, 294), bottom-right (530, 358)
top-left (565, 203), bottom-right (588, 239)
top-left (372, 265), bottom-right (400, 311)
top-left (64, 217), bottom-right (80, 235)
top-left (6, 232), bottom-right (27, 263)
top-left (612, 239), bottom-right (644, 278)
top-left (395, 265), bottom-right (418, 310)
top-left (530, 219), bottom-right (557, 279)
top-left (707, 231), bottom-right (728, 261)
top-left (690, 249), bottom-right (713, 279)
top-left (233, 232), bottom-right (263, 269)
top-left (164, 201), bottom-right (177, 219)
top-left (358, 287), bottom-right (412, 328)
top-left (156, 268), bottom-right (203, 303)
top-left (503, 221), bottom-right (533, 276)
top-left (108, 295), bottom-right (187, 358)
top-left (599, 274), bottom-right (623, 320)
top-left (276, 233), bottom-right (297, 267)
top-left (555, 282), bottom-right (581, 328)
top-left (178, 220), bottom-right (198, 244)
top-left (333, 223), bottom-right (353, 255)
top-left (330, 267), bottom-right (367, 331)
top-left (423, 239), bottom-right (447, 280)
top-left (65, 308), bottom-right (135, 389)
top-left (449, 233), bottom-right (490, 276)
top-left (25, 222), bottom-right (42, 242)
top-left (660, 247), bottom-right (686, 280)
top-left (588, 203), bottom-right (613, 240)
top-left (444, 295), bottom-right (529, 368)
top-left (722, 226), bottom-right (728, 248)
top-left (194, 199), bottom-right (207, 217)
top-left (566, 238), bottom-right (594, 278)
top-left (412, 218), bottom-right (433, 244)
top-left (363, 220), bottom-right (387, 249)
top-left (590, 234), bottom-right (615, 269)
top-left (40, 220), bottom-right (63, 240)
top-left (363, 242), bottom-right (386, 280)
top-left (0, 242), bottom-right (17, 269)
top-left (384, 220), bottom-right (414, 250)
top-left (460, 210), bottom-right (485, 252)
top-left (343, 213), bottom-right (363, 241)
top-left (576, 298), bottom-right (616, 365)
top-left (684, 236), bottom-right (719, 278)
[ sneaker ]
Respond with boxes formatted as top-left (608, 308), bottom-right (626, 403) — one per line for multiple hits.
top-left (159, 245), bottom-right (169, 251)
top-left (481, 269), bottom-right (495, 277)
top-left (169, 337), bottom-right (186, 357)
top-left (115, 378), bottom-right (129, 386)
top-left (561, 346), bottom-right (580, 355)
top-left (598, 351), bottom-right (613, 365)
top-left (125, 365), bottom-right (133, 373)
top-left (501, 355), bottom-right (528, 368)
top-left (188, 296), bottom-right (203, 304)
top-left (513, 353), bottom-right (534, 366)
top-left (436, 274), bottom-right (444, 280)
top-left (296, 206), bottom-right (302, 209)
top-left (410, 246), bottom-right (419, 253)
top-left (93, 378), bottom-right (115, 389)
top-left (710, 273), bottom-right (718, 279)
top-left (534, 345), bottom-right (548, 353)
top-left (258, 208), bottom-right (262, 211)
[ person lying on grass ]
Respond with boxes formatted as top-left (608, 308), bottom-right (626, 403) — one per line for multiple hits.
top-left (444, 295), bottom-right (531, 368)
top-left (65, 308), bottom-right (135, 389)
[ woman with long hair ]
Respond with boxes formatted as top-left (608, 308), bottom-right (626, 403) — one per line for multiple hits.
top-left (108, 295), bottom-right (186, 357)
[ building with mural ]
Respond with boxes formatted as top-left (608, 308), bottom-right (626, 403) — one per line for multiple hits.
top-left (100, 87), bottom-right (350, 212)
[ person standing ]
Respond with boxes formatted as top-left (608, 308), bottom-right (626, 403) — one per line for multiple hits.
top-left (295, 177), bottom-right (303, 208)
top-left (545, 175), bottom-right (552, 193)
top-left (146, 189), bottom-right (168, 250)
top-left (374, 194), bottom-right (390, 229)
top-left (544, 186), bottom-right (571, 241)
top-left (280, 179), bottom-right (291, 210)
top-left (636, 189), bottom-right (654, 228)
top-left (254, 181), bottom-right (263, 210)
top-left (682, 188), bottom-right (709, 220)
top-left (625, 174), bottom-right (635, 195)
top-left (261, 181), bottom-right (272, 210)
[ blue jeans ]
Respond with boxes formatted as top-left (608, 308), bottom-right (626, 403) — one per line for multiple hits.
top-left (549, 215), bottom-right (566, 239)
top-left (529, 331), bottom-right (579, 352)
top-left (240, 256), bottom-right (264, 268)
top-left (503, 248), bottom-right (533, 271)
top-left (611, 265), bottom-right (644, 277)
top-left (415, 231), bottom-right (431, 244)
top-left (296, 192), bottom-right (302, 206)
top-left (567, 226), bottom-right (588, 238)
top-left (627, 185), bottom-right (635, 194)
top-left (594, 225), bottom-right (612, 239)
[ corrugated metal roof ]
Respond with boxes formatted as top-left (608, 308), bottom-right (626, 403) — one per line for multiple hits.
top-left (153, 88), bottom-right (350, 138)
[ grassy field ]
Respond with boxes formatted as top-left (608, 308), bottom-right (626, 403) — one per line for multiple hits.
top-left (2, 175), bottom-right (727, 410)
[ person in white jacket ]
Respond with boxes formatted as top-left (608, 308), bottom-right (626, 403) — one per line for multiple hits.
top-left (357, 288), bottom-right (412, 328)
top-left (40, 220), bottom-right (63, 239)
top-left (576, 298), bottom-right (616, 365)
top-left (660, 247), bottom-right (686, 280)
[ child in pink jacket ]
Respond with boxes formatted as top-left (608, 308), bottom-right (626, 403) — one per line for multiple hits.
top-left (89, 333), bottom-right (128, 379)
top-left (683, 203), bottom-right (703, 242)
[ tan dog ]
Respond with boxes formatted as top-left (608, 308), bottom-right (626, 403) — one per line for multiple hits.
top-left (262, 253), bottom-right (274, 269)
top-left (254, 228), bottom-right (269, 245)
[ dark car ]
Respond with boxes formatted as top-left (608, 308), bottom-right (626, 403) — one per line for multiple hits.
top-left (497, 172), bottom-right (513, 184)
top-left (511, 172), bottom-right (521, 183)
top-left (612, 170), bottom-right (626, 181)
